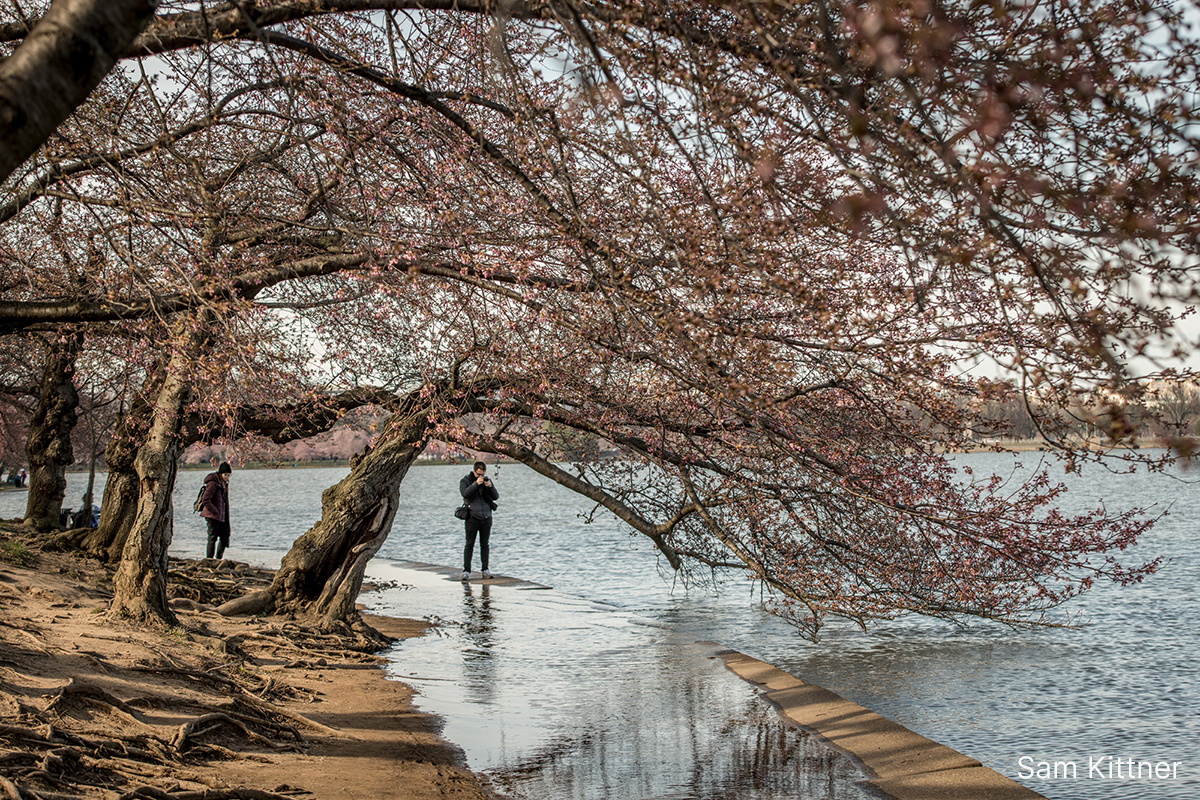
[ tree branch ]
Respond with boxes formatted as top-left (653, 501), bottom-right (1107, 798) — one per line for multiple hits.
top-left (452, 429), bottom-right (686, 569)
top-left (0, 0), bottom-right (159, 183)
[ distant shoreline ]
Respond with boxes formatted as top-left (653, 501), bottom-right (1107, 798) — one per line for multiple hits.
top-left (65, 458), bottom-right (513, 473)
top-left (944, 439), bottom-right (1168, 453)
top-left (43, 440), bottom-right (1180, 475)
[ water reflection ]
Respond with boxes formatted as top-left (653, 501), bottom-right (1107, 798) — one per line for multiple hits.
top-left (374, 563), bottom-right (880, 800)
top-left (461, 582), bottom-right (498, 706)
top-left (495, 700), bottom-right (864, 800)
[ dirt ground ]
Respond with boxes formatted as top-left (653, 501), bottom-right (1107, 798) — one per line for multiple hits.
top-left (0, 521), bottom-right (493, 799)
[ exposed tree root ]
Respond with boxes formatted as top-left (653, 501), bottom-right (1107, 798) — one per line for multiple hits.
top-left (45, 679), bottom-right (143, 723)
top-left (0, 621), bottom-right (49, 654)
top-left (1, 665), bottom-right (315, 798)
top-left (127, 666), bottom-right (241, 693)
top-left (117, 788), bottom-right (299, 800)
top-left (0, 550), bottom-right (408, 800)
top-left (172, 712), bottom-right (302, 754)
top-left (223, 697), bottom-right (336, 739)
top-left (167, 561), bottom-right (275, 610)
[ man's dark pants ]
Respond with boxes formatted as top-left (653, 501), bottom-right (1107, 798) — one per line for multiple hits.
top-left (463, 516), bottom-right (492, 572)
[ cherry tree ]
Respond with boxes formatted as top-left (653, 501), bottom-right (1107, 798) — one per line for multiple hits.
top-left (233, 3), bottom-right (1188, 638)
top-left (0, 1), bottom-right (1197, 636)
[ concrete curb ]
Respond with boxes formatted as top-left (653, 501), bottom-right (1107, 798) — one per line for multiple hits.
top-left (393, 559), bottom-right (553, 589)
top-left (713, 648), bottom-right (1047, 800)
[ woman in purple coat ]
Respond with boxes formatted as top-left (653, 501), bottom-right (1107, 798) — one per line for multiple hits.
top-left (200, 462), bottom-right (232, 559)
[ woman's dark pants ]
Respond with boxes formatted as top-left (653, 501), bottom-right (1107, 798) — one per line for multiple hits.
top-left (206, 519), bottom-right (231, 559)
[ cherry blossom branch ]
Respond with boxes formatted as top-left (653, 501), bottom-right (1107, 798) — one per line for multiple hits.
top-left (451, 427), bottom-right (687, 569)
top-left (0, 251), bottom-right (372, 334)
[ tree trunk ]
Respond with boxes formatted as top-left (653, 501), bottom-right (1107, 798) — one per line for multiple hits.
top-left (91, 433), bottom-right (141, 561)
top-left (109, 320), bottom-right (208, 626)
top-left (23, 337), bottom-right (80, 531)
top-left (270, 411), bottom-right (427, 631)
top-left (226, 384), bottom-right (462, 641)
top-left (108, 377), bottom-right (189, 624)
top-left (81, 394), bottom-right (151, 561)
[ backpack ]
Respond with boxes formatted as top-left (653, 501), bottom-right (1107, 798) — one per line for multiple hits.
top-left (193, 482), bottom-right (205, 514)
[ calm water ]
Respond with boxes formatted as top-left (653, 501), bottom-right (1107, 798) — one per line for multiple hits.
top-left (368, 563), bottom-right (877, 800)
top-left (3, 453), bottom-right (1196, 799)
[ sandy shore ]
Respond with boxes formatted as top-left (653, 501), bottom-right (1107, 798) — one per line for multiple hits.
top-left (0, 521), bottom-right (1051, 800)
top-left (0, 528), bottom-right (493, 799)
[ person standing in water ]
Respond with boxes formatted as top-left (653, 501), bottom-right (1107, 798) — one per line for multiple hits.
top-left (459, 461), bottom-right (498, 581)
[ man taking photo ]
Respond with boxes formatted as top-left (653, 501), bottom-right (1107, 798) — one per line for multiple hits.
top-left (459, 461), bottom-right (498, 581)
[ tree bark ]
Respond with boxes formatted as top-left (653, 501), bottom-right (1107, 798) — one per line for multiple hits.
top-left (109, 320), bottom-right (208, 626)
top-left (0, 0), bottom-right (159, 183)
top-left (84, 411), bottom-right (144, 562)
top-left (227, 384), bottom-right (463, 640)
top-left (23, 337), bottom-right (80, 531)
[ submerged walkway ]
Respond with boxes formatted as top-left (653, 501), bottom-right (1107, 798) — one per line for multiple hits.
top-left (718, 651), bottom-right (1046, 800)
top-left (369, 561), bottom-right (880, 799)
top-left (366, 561), bottom-right (1046, 800)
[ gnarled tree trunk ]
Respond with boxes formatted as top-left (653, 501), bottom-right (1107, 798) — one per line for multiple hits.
top-left (23, 336), bottom-right (80, 531)
top-left (109, 318), bottom-right (211, 626)
top-left (82, 396), bottom-right (149, 561)
top-left (221, 383), bottom-right (464, 641)
top-left (271, 408), bottom-right (430, 632)
top-left (108, 376), bottom-right (189, 624)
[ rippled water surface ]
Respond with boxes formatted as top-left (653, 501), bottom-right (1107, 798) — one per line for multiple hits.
top-left (3, 452), bottom-right (1196, 800)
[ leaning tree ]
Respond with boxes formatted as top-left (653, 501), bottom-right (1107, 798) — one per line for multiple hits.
top-left (0, 44), bottom-right (422, 621)
top-left (1, 1), bottom-right (1198, 636)
top-left (225, 2), bottom-right (1193, 638)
